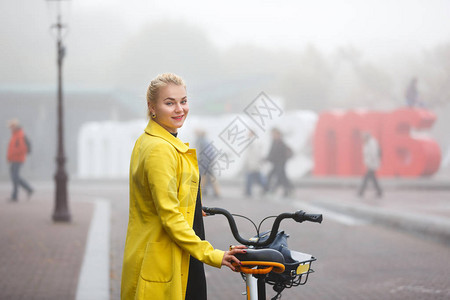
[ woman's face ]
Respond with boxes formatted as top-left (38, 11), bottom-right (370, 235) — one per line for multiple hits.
top-left (149, 84), bottom-right (189, 133)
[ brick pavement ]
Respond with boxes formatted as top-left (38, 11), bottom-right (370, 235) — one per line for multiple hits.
top-left (1, 178), bottom-right (449, 300)
top-left (0, 183), bottom-right (93, 300)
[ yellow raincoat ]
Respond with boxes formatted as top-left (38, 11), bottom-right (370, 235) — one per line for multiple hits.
top-left (121, 120), bottom-right (224, 300)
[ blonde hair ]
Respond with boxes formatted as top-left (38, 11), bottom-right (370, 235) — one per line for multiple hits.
top-left (146, 73), bottom-right (186, 117)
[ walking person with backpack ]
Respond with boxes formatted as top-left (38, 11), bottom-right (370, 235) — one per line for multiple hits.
top-left (6, 119), bottom-right (33, 202)
top-left (265, 128), bottom-right (293, 197)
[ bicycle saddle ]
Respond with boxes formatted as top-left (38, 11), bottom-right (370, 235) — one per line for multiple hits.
top-left (233, 248), bottom-right (285, 274)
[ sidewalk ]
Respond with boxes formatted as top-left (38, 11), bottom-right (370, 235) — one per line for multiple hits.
top-left (0, 184), bottom-right (94, 300)
top-left (290, 179), bottom-right (450, 246)
top-left (0, 178), bottom-right (449, 300)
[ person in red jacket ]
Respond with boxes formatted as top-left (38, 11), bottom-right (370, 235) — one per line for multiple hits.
top-left (7, 119), bottom-right (33, 201)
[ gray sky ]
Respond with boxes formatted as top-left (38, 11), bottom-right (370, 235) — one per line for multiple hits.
top-left (1, 0), bottom-right (450, 90)
top-left (73, 0), bottom-right (450, 56)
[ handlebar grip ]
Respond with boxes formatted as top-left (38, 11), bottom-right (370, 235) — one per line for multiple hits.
top-left (305, 213), bottom-right (323, 223)
top-left (294, 211), bottom-right (323, 223)
top-left (202, 206), bottom-right (216, 215)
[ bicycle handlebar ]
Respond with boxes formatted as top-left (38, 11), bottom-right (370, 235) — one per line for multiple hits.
top-left (203, 206), bottom-right (322, 247)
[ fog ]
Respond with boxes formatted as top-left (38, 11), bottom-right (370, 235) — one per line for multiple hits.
top-left (1, 0), bottom-right (450, 179)
top-left (2, 0), bottom-right (450, 110)
top-left (2, 3), bottom-right (450, 299)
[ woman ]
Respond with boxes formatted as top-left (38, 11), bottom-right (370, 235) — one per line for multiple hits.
top-left (121, 73), bottom-right (246, 300)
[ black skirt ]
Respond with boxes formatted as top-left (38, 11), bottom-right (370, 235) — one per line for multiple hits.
top-left (185, 182), bottom-right (207, 300)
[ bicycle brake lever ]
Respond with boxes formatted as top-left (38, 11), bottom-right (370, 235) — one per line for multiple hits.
top-left (293, 210), bottom-right (306, 222)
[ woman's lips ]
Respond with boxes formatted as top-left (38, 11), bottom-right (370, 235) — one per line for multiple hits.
top-left (172, 115), bottom-right (184, 120)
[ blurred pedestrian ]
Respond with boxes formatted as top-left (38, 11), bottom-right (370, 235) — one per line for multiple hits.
top-left (242, 130), bottom-right (266, 197)
top-left (265, 128), bottom-right (293, 197)
top-left (121, 73), bottom-right (245, 300)
top-left (357, 132), bottom-right (383, 198)
top-left (195, 129), bottom-right (221, 199)
top-left (6, 119), bottom-right (33, 202)
top-left (405, 77), bottom-right (425, 108)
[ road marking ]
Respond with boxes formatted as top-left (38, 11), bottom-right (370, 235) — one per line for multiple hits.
top-left (76, 198), bottom-right (111, 300)
top-left (293, 201), bottom-right (368, 226)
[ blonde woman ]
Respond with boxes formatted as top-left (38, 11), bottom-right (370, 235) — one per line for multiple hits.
top-left (121, 73), bottom-right (246, 300)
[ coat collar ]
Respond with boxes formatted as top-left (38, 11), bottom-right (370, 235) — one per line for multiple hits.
top-left (144, 119), bottom-right (189, 153)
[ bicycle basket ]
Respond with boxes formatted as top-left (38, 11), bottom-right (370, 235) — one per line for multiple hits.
top-left (263, 231), bottom-right (316, 291)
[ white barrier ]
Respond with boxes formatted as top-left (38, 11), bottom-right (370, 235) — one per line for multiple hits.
top-left (77, 120), bottom-right (145, 178)
top-left (77, 111), bottom-right (318, 180)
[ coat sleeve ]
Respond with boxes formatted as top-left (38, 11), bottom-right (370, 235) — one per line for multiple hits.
top-left (144, 142), bottom-right (224, 268)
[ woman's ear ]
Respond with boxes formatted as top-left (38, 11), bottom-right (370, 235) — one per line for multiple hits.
top-left (147, 102), bottom-right (154, 114)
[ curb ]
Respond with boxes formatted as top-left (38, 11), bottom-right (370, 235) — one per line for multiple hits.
top-left (217, 177), bottom-right (450, 190)
top-left (311, 199), bottom-right (450, 246)
top-left (295, 177), bottom-right (450, 190)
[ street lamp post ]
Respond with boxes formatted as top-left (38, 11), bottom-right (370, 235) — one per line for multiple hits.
top-left (47, 0), bottom-right (71, 222)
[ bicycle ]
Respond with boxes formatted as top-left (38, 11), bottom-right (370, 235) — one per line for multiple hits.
top-left (203, 206), bottom-right (323, 300)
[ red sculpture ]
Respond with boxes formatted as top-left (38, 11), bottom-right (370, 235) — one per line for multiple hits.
top-left (313, 108), bottom-right (441, 177)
